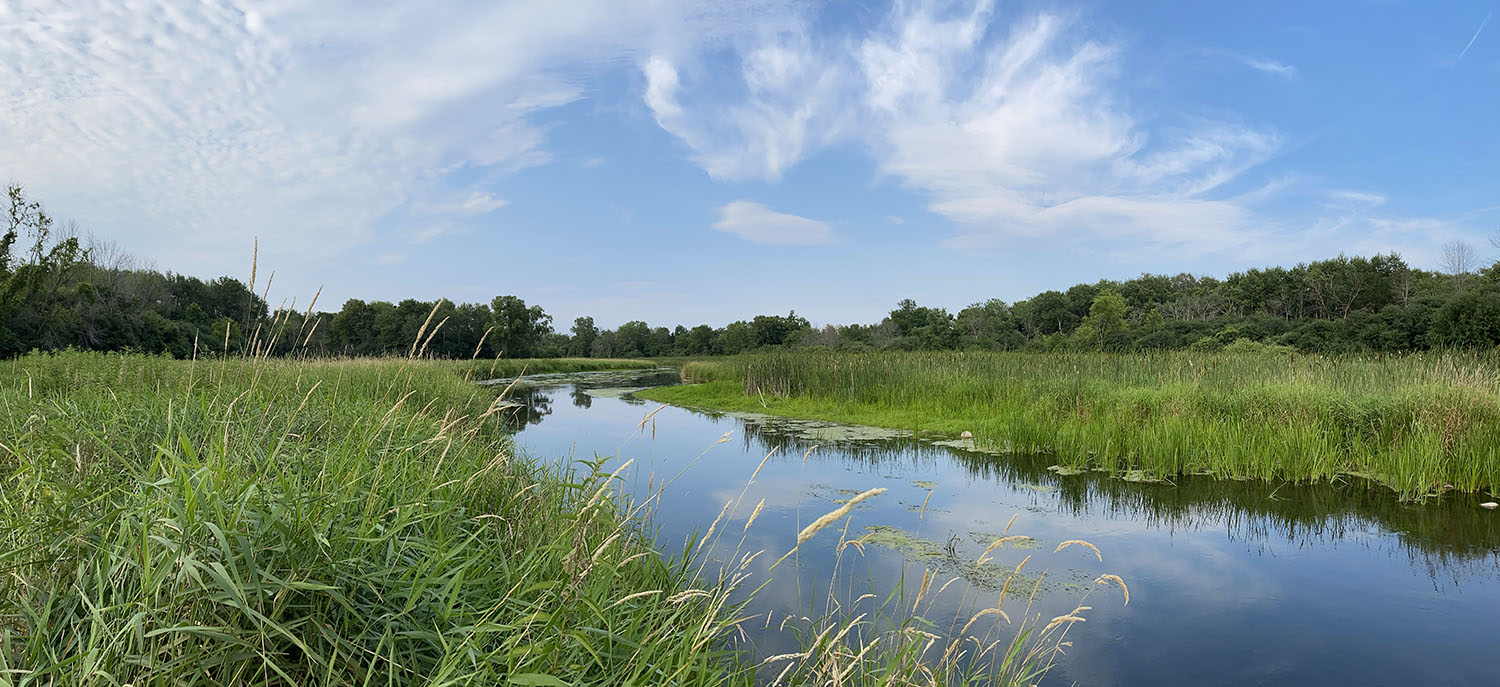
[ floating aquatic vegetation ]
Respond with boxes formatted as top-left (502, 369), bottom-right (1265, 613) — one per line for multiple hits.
top-left (967, 531), bottom-right (1040, 550)
top-left (1120, 469), bottom-right (1168, 484)
top-left (858, 524), bottom-right (1054, 594)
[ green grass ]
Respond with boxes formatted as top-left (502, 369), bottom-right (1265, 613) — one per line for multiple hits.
top-left (0, 352), bottom-right (744, 685)
top-left (638, 350), bottom-right (1500, 500)
top-left (450, 356), bottom-right (656, 381)
top-left (0, 351), bottom-right (1105, 686)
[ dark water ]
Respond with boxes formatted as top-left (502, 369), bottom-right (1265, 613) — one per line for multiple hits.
top-left (495, 369), bottom-right (1500, 686)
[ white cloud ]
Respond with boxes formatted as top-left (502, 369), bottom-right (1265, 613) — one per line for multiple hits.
top-left (1208, 49), bottom-right (1298, 78)
top-left (645, 2), bottom-right (1283, 252)
top-left (447, 192), bottom-right (509, 217)
top-left (413, 224), bottom-right (450, 244)
top-left (642, 23), bottom-right (854, 182)
top-left (861, 7), bottom-right (1280, 250)
top-left (1327, 190), bottom-right (1389, 206)
top-left (712, 201), bottom-right (835, 245)
top-left (0, 0), bottom-right (801, 285)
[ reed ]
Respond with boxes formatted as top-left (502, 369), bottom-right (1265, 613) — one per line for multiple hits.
top-left (640, 350), bottom-right (1500, 499)
top-left (0, 352), bottom-right (752, 685)
top-left (450, 356), bottom-right (657, 382)
top-left (0, 351), bottom-right (1118, 686)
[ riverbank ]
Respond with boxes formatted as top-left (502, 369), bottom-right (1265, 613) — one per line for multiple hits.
top-left (636, 351), bottom-right (1500, 500)
top-left (0, 351), bottom-right (1083, 686)
top-left (452, 355), bottom-right (655, 381)
top-left (0, 352), bottom-right (750, 684)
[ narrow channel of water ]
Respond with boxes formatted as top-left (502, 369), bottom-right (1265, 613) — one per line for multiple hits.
top-left (493, 369), bottom-right (1500, 686)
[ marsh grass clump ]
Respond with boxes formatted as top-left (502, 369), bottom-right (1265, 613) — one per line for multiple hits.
top-left (0, 351), bottom-right (1119, 687)
top-left (0, 352), bottom-right (743, 686)
top-left (641, 350), bottom-right (1500, 499)
top-left (451, 356), bottom-right (656, 382)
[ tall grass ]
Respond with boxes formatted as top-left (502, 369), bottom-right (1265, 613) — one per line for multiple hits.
top-left (450, 357), bottom-right (656, 382)
top-left (642, 350), bottom-right (1500, 499)
top-left (0, 351), bottom-right (1120, 686)
top-left (0, 352), bottom-right (746, 685)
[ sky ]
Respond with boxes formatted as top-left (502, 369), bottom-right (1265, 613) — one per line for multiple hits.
top-left (1, 0), bottom-right (1497, 328)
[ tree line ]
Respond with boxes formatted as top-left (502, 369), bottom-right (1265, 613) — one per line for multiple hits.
top-left (4, 184), bottom-right (1500, 360)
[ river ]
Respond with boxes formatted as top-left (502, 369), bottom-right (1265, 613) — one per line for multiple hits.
top-left (491, 368), bottom-right (1500, 686)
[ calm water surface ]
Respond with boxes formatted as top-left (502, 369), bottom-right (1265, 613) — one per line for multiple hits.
top-left (494, 369), bottom-right (1500, 686)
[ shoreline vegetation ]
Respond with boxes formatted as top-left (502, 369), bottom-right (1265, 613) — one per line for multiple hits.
top-left (636, 350), bottom-right (1500, 501)
top-left (6, 183), bottom-right (1500, 364)
top-left (0, 351), bottom-right (1117, 685)
top-left (451, 356), bottom-right (656, 381)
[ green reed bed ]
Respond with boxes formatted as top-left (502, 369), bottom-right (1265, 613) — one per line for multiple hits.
top-left (450, 356), bottom-right (656, 382)
top-left (0, 352), bottom-right (746, 686)
top-left (640, 350), bottom-right (1500, 499)
top-left (0, 351), bottom-right (1108, 686)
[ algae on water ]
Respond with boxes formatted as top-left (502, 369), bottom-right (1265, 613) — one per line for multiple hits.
top-left (858, 524), bottom-right (1050, 593)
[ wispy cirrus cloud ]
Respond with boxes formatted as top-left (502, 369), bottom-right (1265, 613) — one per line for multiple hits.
top-left (712, 201), bottom-right (836, 245)
top-left (643, 1), bottom-right (1284, 253)
top-left (0, 0), bottom-right (801, 283)
top-left (1206, 48), bottom-right (1298, 78)
top-left (643, 25), bottom-right (853, 182)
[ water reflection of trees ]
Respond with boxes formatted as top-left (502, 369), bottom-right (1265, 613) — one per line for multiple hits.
top-left (498, 389), bottom-right (553, 430)
top-left (726, 412), bottom-right (1500, 581)
top-left (497, 370), bottom-right (681, 427)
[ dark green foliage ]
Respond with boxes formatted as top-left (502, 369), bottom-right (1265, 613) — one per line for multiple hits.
top-left (5, 185), bottom-right (1500, 361)
top-left (1431, 284), bottom-right (1500, 348)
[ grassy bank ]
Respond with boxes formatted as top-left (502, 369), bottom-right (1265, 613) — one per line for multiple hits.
top-left (0, 352), bottom-right (746, 685)
top-left (0, 351), bottom-right (1105, 686)
top-left (451, 356), bottom-right (655, 381)
top-left (638, 351), bottom-right (1500, 499)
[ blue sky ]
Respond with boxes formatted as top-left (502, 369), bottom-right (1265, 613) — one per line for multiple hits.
top-left (1, 1), bottom-right (1496, 327)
